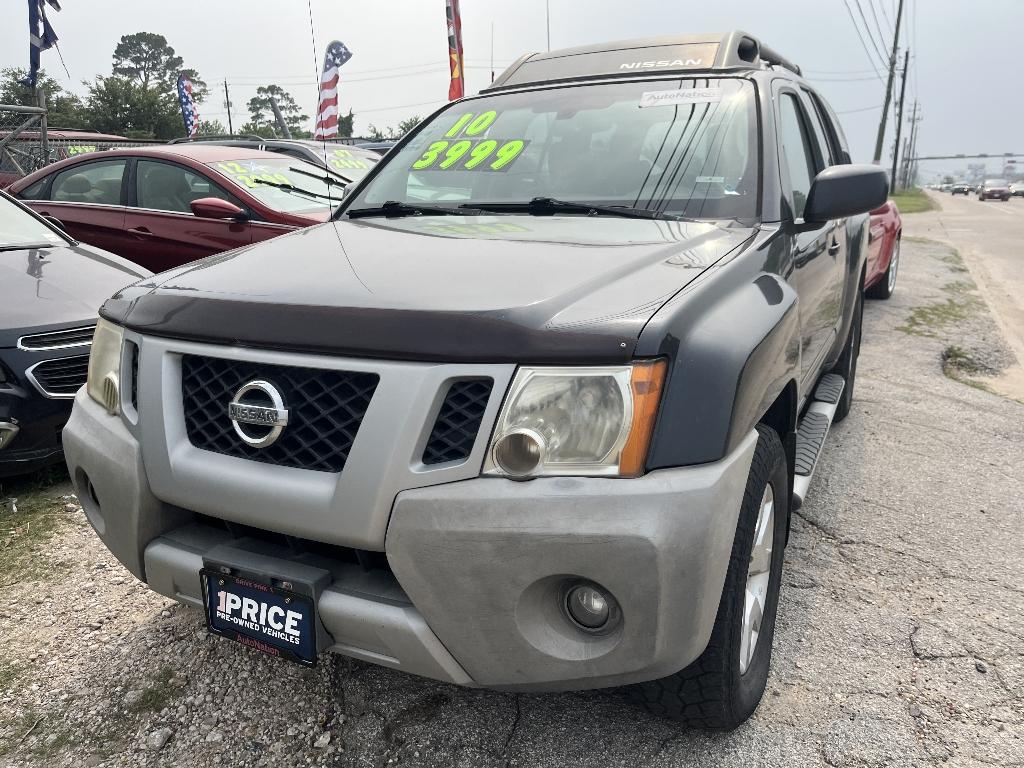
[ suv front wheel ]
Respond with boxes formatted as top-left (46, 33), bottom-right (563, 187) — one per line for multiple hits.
top-left (630, 425), bottom-right (788, 729)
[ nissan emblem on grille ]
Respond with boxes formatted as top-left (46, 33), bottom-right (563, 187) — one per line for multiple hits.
top-left (228, 380), bottom-right (289, 448)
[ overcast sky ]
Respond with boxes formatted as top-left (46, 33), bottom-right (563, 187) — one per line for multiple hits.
top-left (1, 0), bottom-right (1020, 176)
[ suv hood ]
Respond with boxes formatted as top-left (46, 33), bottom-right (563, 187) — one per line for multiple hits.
top-left (1, 243), bottom-right (149, 347)
top-left (103, 216), bottom-right (753, 363)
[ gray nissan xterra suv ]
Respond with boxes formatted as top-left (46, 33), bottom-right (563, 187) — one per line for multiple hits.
top-left (65, 31), bottom-right (887, 728)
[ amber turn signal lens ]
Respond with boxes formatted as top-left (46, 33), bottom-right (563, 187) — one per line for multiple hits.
top-left (618, 359), bottom-right (668, 477)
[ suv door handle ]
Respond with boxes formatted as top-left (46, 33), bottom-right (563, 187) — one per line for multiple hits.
top-left (828, 239), bottom-right (841, 256)
top-left (127, 227), bottom-right (155, 239)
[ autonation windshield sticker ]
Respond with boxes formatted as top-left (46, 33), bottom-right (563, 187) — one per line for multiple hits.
top-left (638, 88), bottom-right (723, 108)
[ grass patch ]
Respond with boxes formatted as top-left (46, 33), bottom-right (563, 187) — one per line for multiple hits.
top-left (897, 296), bottom-right (982, 337)
top-left (0, 474), bottom-right (74, 585)
top-left (126, 666), bottom-right (179, 714)
top-left (942, 346), bottom-right (995, 393)
top-left (891, 187), bottom-right (938, 214)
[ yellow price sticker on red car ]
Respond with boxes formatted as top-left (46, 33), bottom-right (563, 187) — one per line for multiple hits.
top-left (411, 138), bottom-right (528, 172)
top-left (215, 161), bottom-right (291, 189)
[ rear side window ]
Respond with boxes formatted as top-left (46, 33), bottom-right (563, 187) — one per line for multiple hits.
top-left (800, 90), bottom-right (834, 167)
top-left (50, 160), bottom-right (126, 205)
top-left (777, 93), bottom-right (817, 219)
top-left (808, 91), bottom-right (851, 165)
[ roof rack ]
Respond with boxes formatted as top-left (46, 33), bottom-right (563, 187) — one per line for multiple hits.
top-left (167, 134), bottom-right (265, 144)
top-left (483, 30), bottom-right (801, 92)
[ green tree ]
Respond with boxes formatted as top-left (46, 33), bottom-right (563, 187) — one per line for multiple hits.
top-left (238, 121), bottom-right (277, 139)
top-left (84, 76), bottom-right (182, 140)
top-left (365, 115), bottom-right (421, 141)
top-left (336, 108), bottom-right (355, 138)
top-left (112, 32), bottom-right (182, 91)
top-left (0, 68), bottom-right (87, 128)
top-left (196, 119), bottom-right (227, 135)
top-left (247, 85), bottom-right (309, 137)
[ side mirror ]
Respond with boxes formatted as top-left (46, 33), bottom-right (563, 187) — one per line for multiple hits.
top-left (190, 197), bottom-right (246, 220)
top-left (803, 165), bottom-right (889, 223)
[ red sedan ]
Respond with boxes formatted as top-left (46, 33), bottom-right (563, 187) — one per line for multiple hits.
top-left (864, 200), bottom-right (901, 300)
top-left (5, 145), bottom-right (339, 272)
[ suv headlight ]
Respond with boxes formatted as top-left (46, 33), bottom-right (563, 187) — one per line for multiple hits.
top-left (483, 359), bottom-right (667, 478)
top-left (86, 319), bottom-right (123, 414)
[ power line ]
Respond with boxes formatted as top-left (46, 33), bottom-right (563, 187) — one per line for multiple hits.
top-left (877, 0), bottom-right (895, 35)
top-left (841, 0), bottom-right (885, 79)
top-left (872, 0), bottom-right (905, 163)
top-left (808, 74), bottom-right (888, 82)
top-left (803, 67), bottom-right (881, 75)
top-left (852, 0), bottom-right (890, 65)
top-left (867, 0), bottom-right (892, 43)
top-left (836, 104), bottom-right (884, 114)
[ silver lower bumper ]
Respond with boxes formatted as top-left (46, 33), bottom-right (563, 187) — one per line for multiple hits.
top-left (64, 390), bottom-right (756, 691)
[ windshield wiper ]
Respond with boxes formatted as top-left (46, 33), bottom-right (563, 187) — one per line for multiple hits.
top-left (345, 200), bottom-right (487, 219)
top-left (250, 177), bottom-right (336, 202)
top-left (465, 197), bottom-right (680, 220)
top-left (0, 242), bottom-right (58, 252)
top-left (288, 165), bottom-right (347, 187)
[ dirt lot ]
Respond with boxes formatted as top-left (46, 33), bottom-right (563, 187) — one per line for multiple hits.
top-left (1, 237), bottom-right (1022, 768)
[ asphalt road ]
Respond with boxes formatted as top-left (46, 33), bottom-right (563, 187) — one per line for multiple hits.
top-left (910, 191), bottom-right (1024, 395)
top-left (1, 237), bottom-right (1022, 768)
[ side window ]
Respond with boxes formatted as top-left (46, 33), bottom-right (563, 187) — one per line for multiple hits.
top-left (801, 90), bottom-right (834, 167)
top-left (777, 93), bottom-right (817, 220)
top-left (809, 91), bottom-right (851, 165)
top-left (136, 160), bottom-right (238, 214)
top-left (50, 160), bottom-right (126, 205)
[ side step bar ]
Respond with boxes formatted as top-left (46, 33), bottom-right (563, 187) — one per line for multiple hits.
top-left (791, 373), bottom-right (845, 510)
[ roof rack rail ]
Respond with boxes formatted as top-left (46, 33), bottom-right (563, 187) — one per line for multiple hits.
top-left (167, 134), bottom-right (265, 144)
top-left (484, 30), bottom-right (801, 92)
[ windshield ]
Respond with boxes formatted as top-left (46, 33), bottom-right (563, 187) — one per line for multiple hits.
top-left (0, 194), bottom-right (67, 249)
top-left (345, 78), bottom-right (758, 220)
top-left (985, 179), bottom-right (1008, 186)
top-left (207, 157), bottom-right (341, 214)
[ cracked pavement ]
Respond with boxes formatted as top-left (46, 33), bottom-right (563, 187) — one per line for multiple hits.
top-left (1, 237), bottom-right (1022, 767)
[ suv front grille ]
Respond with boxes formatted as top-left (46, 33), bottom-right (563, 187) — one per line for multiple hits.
top-left (181, 355), bottom-right (378, 473)
top-left (18, 325), bottom-right (95, 350)
top-left (423, 379), bottom-right (493, 465)
top-left (27, 354), bottom-right (90, 397)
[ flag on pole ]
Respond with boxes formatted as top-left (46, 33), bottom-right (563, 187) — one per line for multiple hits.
top-left (446, 0), bottom-right (465, 100)
top-left (314, 41), bottom-right (353, 140)
top-left (20, 0), bottom-right (61, 88)
top-left (177, 73), bottom-right (200, 137)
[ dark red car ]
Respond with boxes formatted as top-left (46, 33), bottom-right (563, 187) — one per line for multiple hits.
top-left (5, 145), bottom-right (337, 272)
top-left (864, 200), bottom-right (901, 299)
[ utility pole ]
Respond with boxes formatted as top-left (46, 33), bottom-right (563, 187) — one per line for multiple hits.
top-left (546, 0), bottom-right (551, 51)
top-left (872, 0), bottom-right (905, 163)
top-left (269, 96), bottom-right (292, 139)
top-left (890, 49), bottom-right (910, 191)
top-left (223, 80), bottom-right (234, 134)
top-left (904, 101), bottom-right (921, 188)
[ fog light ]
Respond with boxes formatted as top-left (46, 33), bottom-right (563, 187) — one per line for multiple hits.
top-left (566, 584), bottom-right (611, 630)
top-left (492, 428), bottom-right (545, 476)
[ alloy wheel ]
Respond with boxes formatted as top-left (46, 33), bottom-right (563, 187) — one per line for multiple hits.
top-left (740, 483), bottom-right (775, 675)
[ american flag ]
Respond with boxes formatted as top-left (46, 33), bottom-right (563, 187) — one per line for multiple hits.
top-left (177, 73), bottom-right (200, 137)
top-left (314, 41), bottom-right (353, 140)
top-left (20, 0), bottom-right (61, 88)
top-left (446, 0), bottom-right (465, 101)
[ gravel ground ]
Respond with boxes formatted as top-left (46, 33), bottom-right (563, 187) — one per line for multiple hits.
top-left (1, 238), bottom-right (1022, 768)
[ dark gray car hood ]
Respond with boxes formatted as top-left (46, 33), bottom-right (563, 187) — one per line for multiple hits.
top-left (1, 243), bottom-right (149, 347)
top-left (103, 216), bottom-right (753, 363)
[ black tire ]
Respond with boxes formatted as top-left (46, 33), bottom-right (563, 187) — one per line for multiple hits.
top-left (830, 288), bottom-right (863, 423)
top-left (865, 237), bottom-right (899, 300)
top-left (630, 426), bottom-right (788, 730)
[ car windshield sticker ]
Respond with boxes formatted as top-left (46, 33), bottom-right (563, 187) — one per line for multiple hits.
top-left (215, 160), bottom-right (291, 189)
top-left (638, 88), bottom-right (723, 108)
top-left (327, 149), bottom-right (370, 171)
top-left (411, 138), bottom-right (528, 172)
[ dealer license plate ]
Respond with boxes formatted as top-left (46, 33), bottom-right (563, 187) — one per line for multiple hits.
top-left (201, 570), bottom-right (317, 666)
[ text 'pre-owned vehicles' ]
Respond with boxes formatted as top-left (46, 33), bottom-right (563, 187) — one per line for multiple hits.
top-left (0, 191), bottom-right (148, 477)
top-left (978, 178), bottom-right (1011, 201)
top-left (64, 32), bottom-right (886, 729)
top-left (7, 145), bottom-right (344, 272)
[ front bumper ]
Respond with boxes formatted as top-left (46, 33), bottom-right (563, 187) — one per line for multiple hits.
top-left (0, 379), bottom-right (71, 479)
top-left (64, 390), bottom-right (757, 691)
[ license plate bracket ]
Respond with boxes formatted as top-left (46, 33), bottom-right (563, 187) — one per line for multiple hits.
top-left (201, 568), bottom-right (318, 666)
